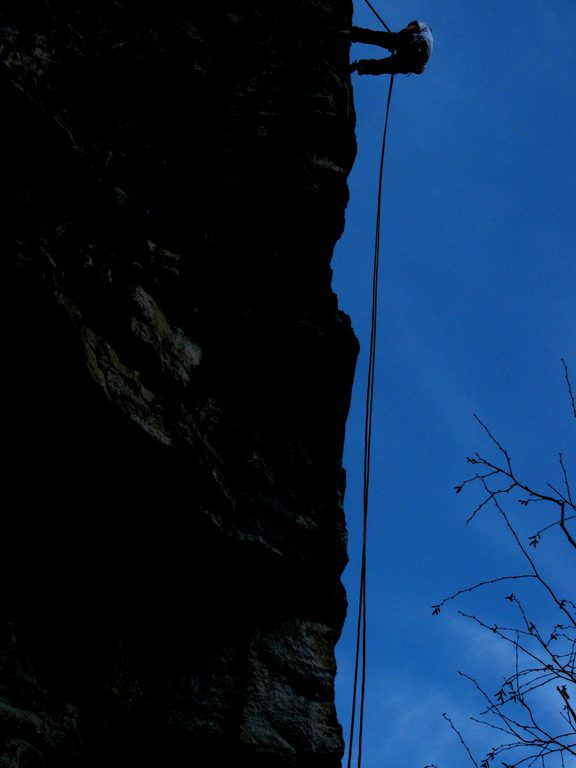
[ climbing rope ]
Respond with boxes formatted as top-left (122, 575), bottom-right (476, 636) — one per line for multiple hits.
top-left (346, 4), bottom-right (395, 768)
top-left (362, 0), bottom-right (392, 32)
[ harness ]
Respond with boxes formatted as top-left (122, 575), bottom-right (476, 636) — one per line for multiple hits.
top-left (390, 34), bottom-right (429, 73)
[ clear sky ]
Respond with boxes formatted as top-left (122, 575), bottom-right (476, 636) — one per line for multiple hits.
top-left (332, 2), bottom-right (576, 766)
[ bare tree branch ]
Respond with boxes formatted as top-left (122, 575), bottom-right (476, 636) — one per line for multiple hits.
top-left (430, 365), bottom-right (575, 767)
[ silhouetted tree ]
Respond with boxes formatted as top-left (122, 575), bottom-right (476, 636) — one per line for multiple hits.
top-left (431, 360), bottom-right (575, 768)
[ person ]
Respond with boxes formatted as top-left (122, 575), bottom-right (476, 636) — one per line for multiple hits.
top-left (347, 20), bottom-right (433, 76)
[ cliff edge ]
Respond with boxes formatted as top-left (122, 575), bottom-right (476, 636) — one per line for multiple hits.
top-left (0, 2), bottom-right (358, 766)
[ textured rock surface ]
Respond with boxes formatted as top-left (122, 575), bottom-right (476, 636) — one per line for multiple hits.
top-left (1, 2), bottom-right (358, 765)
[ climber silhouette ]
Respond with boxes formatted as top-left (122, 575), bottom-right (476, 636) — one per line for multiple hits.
top-left (346, 20), bottom-right (433, 76)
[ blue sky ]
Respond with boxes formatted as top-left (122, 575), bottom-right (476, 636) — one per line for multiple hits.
top-left (332, 2), bottom-right (576, 766)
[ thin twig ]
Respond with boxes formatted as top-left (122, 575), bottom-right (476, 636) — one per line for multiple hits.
top-left (442, 713), bottom-right (479, 767)
top-left (432, 574), bottom-right (536, 614)
top-left (561, 359), bottom-right (576, 419)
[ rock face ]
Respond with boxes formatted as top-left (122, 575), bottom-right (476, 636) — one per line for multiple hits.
top-left (0, 2), bottom-right (358, 766)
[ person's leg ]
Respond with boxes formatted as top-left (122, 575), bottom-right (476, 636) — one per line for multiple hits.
top-left (350, 26), bottom-right (399, 50)
top-left (350, 54), bottom-right (412, 75)
top-left (350, 56), bottom-right (395, 75)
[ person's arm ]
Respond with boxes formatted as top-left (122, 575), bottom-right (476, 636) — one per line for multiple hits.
top-left (394, 21), bottom-right (419, 46)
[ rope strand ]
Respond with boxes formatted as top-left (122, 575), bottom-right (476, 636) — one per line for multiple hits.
top-left (346, 69), bottom-right (395, 768)
top-left (362, 0), bottom-right (392, 32)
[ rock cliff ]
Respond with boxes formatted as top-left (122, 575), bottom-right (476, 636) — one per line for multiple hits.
top-left (0, 2), bottom-right (358, 766)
